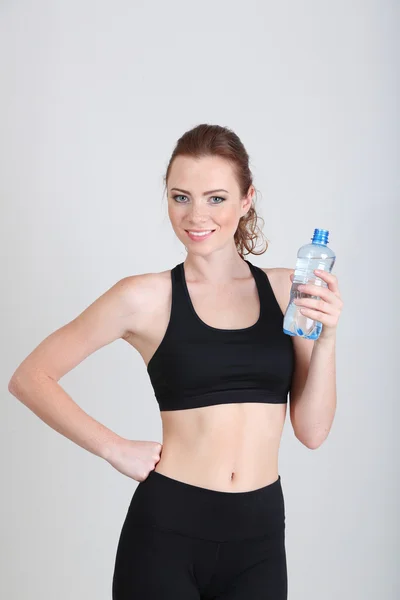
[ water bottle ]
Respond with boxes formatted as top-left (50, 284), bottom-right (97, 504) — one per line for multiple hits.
top-left (283, 228), bottom-right (336, 340)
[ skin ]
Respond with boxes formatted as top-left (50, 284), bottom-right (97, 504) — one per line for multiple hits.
top-left (8, 154), bottom-right (339, 493)
top-left (120, 155), bottom-right (291, 490)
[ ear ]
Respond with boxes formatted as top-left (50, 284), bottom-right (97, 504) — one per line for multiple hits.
top-left (241, 186), bottom-right (255, 216)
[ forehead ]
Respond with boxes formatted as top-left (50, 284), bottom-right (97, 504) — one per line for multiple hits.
top-left (168, 155), bottom-right (237, 190)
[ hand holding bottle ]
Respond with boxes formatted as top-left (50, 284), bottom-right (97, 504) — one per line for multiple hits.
top-left (290, 268), bottom-right (344, 341)
top-left (283, 228), bottom-right (337, 339)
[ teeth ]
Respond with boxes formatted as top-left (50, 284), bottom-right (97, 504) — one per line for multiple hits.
top-left (188, 230), bottom-right (213, 236)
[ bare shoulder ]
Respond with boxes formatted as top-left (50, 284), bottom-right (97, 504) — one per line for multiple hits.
top-left (76, 268), bottom-right (169, 338)
top-left (120, 268), bottom-right (170, 310)
top-left (121, 267), bottom-right (173, 338)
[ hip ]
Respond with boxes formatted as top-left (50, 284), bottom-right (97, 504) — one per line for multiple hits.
top-left (124, 469), bottom-right (286, 542)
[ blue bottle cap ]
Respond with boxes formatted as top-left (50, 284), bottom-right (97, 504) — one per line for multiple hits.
top-left (311, 228), bottom-right (329, 244)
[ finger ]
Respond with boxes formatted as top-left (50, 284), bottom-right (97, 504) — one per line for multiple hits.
top-left (297, 283), bottom-right (338, 303)
top-left (314, 270), bottom-right (340, 294)
top-left (298, 306), bottom-right (328, 323)
top-left (294, 297), bottom-right (332, 314)
top-left (298, 307), bottom-right (338, 329)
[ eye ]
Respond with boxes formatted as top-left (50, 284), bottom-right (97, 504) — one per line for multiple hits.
top-left (172, 195), bottom-right (226, 204)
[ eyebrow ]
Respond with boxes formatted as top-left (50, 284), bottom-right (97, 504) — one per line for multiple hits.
top-left (170, 187), bottom-right (229, 196)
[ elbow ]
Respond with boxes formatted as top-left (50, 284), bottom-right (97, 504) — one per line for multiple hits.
top-left (8, 377), bottom-right (24, 399)
top-left (295, 429), bottom-right (327, 450)
top-left (8, 376), bottom-right (19, 395)
top-left (8, 369), bottom-right (33, 396)
top-left (292, 413), bottom-right (332, 450)
top-left (302, 437), bottom-right (323, 450)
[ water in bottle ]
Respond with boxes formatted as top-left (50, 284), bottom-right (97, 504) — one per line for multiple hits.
top-left (283, 228), bottom-right (336, 340)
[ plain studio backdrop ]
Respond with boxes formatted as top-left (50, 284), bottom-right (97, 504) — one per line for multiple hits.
top-left (0, 1), bottom-right (398, 598)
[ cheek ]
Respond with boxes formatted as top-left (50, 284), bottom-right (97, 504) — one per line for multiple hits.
top-left (168, 204), bottom-right (182, 225)
top-left (168, 206), bottom-right (189, 239)
top-left (219, 207), bottom-right (241, 227)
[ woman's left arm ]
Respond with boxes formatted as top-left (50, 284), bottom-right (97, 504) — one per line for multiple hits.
top-left (288, 269), bottom-right (344, 449)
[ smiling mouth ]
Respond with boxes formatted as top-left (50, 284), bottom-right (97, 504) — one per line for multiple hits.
top-left (185, 229), bottom-right (216, 239)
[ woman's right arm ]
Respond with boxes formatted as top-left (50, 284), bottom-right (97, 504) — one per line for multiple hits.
top-left (7, 275), bottom-right (162, 479)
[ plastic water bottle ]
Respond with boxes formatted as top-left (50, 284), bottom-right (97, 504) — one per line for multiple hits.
top-left (283, 228), bottom-right (336, 340)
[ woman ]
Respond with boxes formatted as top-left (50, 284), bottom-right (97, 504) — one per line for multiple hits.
top-left (8, 124), bottom-right (343, 599)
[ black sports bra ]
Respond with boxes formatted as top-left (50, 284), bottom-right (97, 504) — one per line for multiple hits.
top-left (146, 259), bottom-right (294, 411)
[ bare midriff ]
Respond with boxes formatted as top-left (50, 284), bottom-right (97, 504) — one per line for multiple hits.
top-left (154, 401), bottom-right (287, 492)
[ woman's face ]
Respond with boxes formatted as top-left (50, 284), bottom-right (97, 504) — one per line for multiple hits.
top-left (167, 155), bottom-right (253, 253)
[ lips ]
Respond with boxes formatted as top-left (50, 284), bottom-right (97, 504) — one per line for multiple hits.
top-left (185, 229), bottom-right (216, 241)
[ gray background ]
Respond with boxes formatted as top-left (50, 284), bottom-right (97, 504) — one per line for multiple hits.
top-left (1, 1), bottom-right (398, 598)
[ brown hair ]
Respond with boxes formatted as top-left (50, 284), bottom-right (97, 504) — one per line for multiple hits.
top-left (163, 123), bottom-right (269, 258)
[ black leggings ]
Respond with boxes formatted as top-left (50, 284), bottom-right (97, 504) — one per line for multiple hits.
top-left (112, 470), bottom-right (287, 599)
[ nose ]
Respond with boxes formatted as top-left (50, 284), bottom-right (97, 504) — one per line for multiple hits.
top-left (187, 204), bottom-right (211, 223)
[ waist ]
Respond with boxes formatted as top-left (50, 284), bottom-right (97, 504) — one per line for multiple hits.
top-left (129, 469), bottom-right (286, 541)
top-left (157, 402), bottom-right (286, 491)
top-left (154, 457), bottom-right (280, 493)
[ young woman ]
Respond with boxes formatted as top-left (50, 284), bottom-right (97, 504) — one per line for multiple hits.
top-left (8, 124), bottom-right (343, 599)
